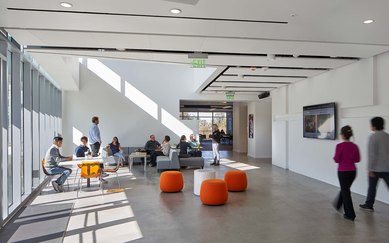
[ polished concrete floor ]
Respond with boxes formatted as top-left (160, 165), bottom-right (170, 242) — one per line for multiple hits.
top-left (1, 151), bottom-right (389, 243)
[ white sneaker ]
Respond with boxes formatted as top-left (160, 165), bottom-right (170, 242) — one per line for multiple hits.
top-left (102, 173), bottom-right (109, 178)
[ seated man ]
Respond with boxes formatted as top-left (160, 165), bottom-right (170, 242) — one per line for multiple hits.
top-left (144, 134), bottom-right (163, 167)
top-left (75, 136), bottom-right (90, 157)
top-left (44, 136), bottom-right (73, 192)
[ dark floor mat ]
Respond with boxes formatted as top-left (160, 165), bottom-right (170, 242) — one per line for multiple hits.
top-left (0, 202), bottom-right (74, 243)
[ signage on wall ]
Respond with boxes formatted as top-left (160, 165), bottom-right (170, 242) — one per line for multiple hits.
top-left (226, 91), bottom-right (235, 101)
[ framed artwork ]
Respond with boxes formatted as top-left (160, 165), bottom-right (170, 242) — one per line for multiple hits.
top-left (249, 114), bottom-right (254, 138)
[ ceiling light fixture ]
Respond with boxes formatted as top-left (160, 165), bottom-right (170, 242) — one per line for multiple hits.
top-left (170, 8), bottom-right (182, 14)
top-left (60, 2), bottom-right (73, 8)
top-left (262, 66), bottom-right (269, 71)
top-left (363, 19), bottom-right (374, 24)
top-left (116, 48), bottom-right (126, 51)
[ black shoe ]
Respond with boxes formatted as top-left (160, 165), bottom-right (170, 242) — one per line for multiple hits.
top-left (332, 201), bottom-right (342, 212)
top-left (215, 161), bottom-right (220, 166)
top-left (343, 214), bottom-right (355, 221)
top-left (150, 164), bottom-right (157, 167)
top-left (359, 204), bottom-right (374, 212)
top-left (210, 162), bottom-right (216, 165)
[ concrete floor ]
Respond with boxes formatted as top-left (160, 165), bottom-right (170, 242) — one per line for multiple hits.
top-left (1, 151), bottom-right (389, 243)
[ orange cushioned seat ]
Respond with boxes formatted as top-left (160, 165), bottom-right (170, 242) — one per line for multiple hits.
top-left (160, 171), bottom-right (184, 193)
top-left (224, 170), bottom-right (247, 192)
top-left (200, 179), bottom-right (228, 205)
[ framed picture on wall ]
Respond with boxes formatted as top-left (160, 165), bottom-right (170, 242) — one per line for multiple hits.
top-left (249, 114), bottom-right (254, 138)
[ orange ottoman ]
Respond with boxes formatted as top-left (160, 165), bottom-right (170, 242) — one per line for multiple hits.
top-left (160, 171), bottom-right (184, 193)
top-left (224, 170), bottom-right (247, 192)
top-left (200, 179), bottom-right (228, 205)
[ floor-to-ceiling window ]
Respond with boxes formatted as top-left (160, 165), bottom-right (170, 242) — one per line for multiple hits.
top-left (180, 111), bottom-right (232, 137)
top-left (0, 33), bottom-right (63, 225)
top-left (7, 50), bottom-right (13, 207)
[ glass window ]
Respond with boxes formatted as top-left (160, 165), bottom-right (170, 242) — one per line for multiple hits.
top-left (7, 50), bottom-right (13, 207)
top-left (181, 112), bottom-right (198, 120)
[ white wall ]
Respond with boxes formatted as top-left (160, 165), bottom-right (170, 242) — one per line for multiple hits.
top-left (271, 54), bottom-right (389, 204)
top-left (247, 100), bottom-right (272, 158)
top-left (62, 59), bottom-right (257, 154)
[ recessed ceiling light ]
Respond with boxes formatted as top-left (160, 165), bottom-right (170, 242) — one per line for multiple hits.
top-left (60, 2), bottom-right (73, 8)
top-left (170, 8), bottom-right (182, 14)
top-left (363, 19), bottom-right (374, 24)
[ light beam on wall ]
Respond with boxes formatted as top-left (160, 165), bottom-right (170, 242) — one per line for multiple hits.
top-left (72, 126), bottom-right (83, 146)
top-left (161, 108), bottom-right (193, 137)
top-left (87, 59), bottom-right (121, 92)
top-left (124, 81), bottom-right (158, 120)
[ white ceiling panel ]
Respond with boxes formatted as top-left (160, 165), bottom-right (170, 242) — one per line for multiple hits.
top-left (225, 67), bottom-right (326, 77)
top-left (2, 0), bottom-right (389, 46)
top-left (217, 76), bottom-right (304, 83)
top-left (211, 82), bottom-right (287, 88)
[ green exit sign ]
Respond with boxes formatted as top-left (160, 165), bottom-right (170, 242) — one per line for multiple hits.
top-left (226, 91), bottom-right (235, 101)
top-left (191, 59), bottom-right (206, 68)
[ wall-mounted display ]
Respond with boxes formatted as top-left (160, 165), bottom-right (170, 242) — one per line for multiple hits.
top-left (303, 102), bottom-right (336, 140)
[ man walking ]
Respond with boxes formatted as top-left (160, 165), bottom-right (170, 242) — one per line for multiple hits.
top-left (89, 116), bottom-right (101, 157)
top-left (360, 117), bottom-right (389, 211)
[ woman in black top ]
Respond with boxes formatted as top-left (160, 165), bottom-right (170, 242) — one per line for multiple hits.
top-left (177, 135), bottom-right (191, 158)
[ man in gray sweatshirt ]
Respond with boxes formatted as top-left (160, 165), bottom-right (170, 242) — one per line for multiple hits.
top-left (360, 117), bottom-right (389, 211)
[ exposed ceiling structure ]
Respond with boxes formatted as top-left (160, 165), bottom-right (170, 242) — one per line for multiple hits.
top-left (1, 0), bottom-right (389, 95)
top-left (180, 100), bottom-right (233, 112)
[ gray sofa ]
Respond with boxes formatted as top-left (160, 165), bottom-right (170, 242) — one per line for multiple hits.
top-left (179, 156), bottom-right (204, 169)
top-left (156, 149), bottom-right (180, 172)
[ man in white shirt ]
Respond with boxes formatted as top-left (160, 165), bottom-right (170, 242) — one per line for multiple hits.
top-left (44, 136), bottom-right (72, 192)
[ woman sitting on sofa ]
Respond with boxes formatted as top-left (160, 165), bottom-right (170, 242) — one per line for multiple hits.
top-left (160, 135), bottom-right (171, 156)
top-left (108, 136), bottom-right (125, 166)
top-left (176, 135), bottom-right (191, 158)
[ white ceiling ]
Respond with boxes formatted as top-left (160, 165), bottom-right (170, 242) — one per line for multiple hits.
top-left (1, 0), bottom-right (389, 94)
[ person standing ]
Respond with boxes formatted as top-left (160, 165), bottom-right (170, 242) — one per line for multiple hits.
top-left (75, 136), bottom-right (90, 157)
top-left (89, 116), bottom-right (101, 157)
top-left (44, 136), bottom-right (73, 192)
top-left (360, 117), bottom-right (389, 212)
top-left (333, 126), bottom-right (360, 221)
top-left (211, 124), bottom-right (221, 166)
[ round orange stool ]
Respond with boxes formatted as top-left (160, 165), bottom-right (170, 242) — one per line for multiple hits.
top-left (160, 171), bottom-right (184, 193)
top-left (224, 170), bottom-right (247, 192)
top-left (200, 179), bottom-right (228, 205)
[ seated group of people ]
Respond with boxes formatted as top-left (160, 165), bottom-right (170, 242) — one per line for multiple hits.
top-left (144, 134), bottom-right (202, 167)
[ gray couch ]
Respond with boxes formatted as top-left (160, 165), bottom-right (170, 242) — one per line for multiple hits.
top-left (156, 149), bottom-right (180, 172)
top-left (179, 156), bottom-right (204, 169)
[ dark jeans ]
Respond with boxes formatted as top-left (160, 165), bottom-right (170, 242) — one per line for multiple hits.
top-left (365, 172), bottom-right (389, 207)
top-left (335, 171), bottom-right (356, 219)
top-left (90, 142), bottom-right (101, 157)
top-left (147, 150), bottom-right (164, 166)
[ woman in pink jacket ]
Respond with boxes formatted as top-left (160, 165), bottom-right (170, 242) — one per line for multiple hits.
top-left (333, 125), bottom-right (360, 221)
